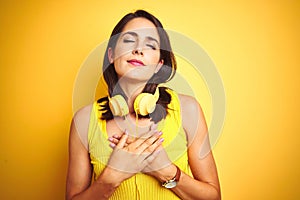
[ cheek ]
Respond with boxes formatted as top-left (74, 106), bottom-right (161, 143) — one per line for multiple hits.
top-left (145, 51), bottom-right (160, 64)
top-left (113, 62), bottom-right (125, 78)
top-left (113, 59), bottom-right (124, 73)
top-left (114, 44), bottom-right (134, 59)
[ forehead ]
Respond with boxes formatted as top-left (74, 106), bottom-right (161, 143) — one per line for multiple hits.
top-left (121, 18), bottom-right (159, 40)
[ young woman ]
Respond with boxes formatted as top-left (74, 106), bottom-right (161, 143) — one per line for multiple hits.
top-left (66, 10), bottom-right (221, 200)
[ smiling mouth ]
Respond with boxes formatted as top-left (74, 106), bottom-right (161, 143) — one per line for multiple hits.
top-left (127, 59), bottom-right (145, 66)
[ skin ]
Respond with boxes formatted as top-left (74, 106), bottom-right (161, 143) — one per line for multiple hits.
top-left (108, 18), bottom-right (163, 107)
top-left (66, 17), bottom-right (221, 200)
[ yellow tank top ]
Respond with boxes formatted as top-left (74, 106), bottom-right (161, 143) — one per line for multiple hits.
top-left (88, 89), bottom-right (192, 199)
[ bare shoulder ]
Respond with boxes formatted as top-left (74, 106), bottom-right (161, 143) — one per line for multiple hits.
top-left (72, 104), bottom-right (94, 151)
top-left (74, 104), bottom-right (93, 120)
top-left (67, 104), bottom-right (94, 199)
top-left (73, 104), bottom-right (94, 130)
top-left (177, 94), bottom-right (202, 116)
top-left (177, 93), bottom-right (207, 145)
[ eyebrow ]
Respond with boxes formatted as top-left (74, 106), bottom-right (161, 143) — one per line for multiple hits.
top-left (121, 31), bottom-right (160, 45)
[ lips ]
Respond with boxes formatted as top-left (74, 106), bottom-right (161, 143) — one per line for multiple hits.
top-left (127, 59), bottom-right (145, 66)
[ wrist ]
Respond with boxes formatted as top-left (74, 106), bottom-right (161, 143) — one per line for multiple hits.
top-left (161, 164), bottom-right (181, 189)
top-left (96, 167), bottom-right (123, 188)
top-left (157, 164), bottom-right (178, 183)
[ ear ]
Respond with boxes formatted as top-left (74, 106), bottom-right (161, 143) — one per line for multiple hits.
top-left (154, 59), bottom-right (164, 73)
top-left (108, 47), bottom-right (114, 63)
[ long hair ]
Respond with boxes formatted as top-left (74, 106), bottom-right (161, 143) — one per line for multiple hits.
top-left (99, 10), bottom-right (177, 123)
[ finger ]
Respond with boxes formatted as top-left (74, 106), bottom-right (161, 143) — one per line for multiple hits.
top-left (130, 131), bottom-right (162, 151)
top-left (115, 131), bottom-right (129, 149)
top-left (109, 143), bottom-right (116, 149)
top-left (145, 147), bottom-right (161, 163)
top-left (141, 144), bottom-right (163, 172)
top-left (135, 132), bottom-right (163, 154)
top-left (109, 141), bottom-right (128, 149)
top-left (108, 136), bottom-right (130, 147)
top-left (154, 143), bottom-right (164, 151)
top-left (108, 137), bottom-right (120, 145)
top-left (124, 131), bottom-right (149, 149)
top-left (126, 135), bottom-right (135, 145)
top-left (144, 137), bottom-right (164, 154)
top-left (108, 134), bottom-right (133, 147)
top-left (112, 134), bottom-right (121, 139)
top-left (140, 127), bottom-right (158, 139)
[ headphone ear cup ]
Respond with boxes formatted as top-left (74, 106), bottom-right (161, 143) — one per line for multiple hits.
top-left (134, 93), bottom-right (157, 116)
top-left (109, 95), bottom-right (129, 116)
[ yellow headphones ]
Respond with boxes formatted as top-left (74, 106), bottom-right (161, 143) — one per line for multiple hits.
top-left (109, 87), bottom-right (160, 116)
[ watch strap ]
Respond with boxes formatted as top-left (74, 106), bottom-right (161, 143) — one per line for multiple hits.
top-left (173, 165), bottom-right (181, 182)
top-left (162, 165), bottom-right (181, 187)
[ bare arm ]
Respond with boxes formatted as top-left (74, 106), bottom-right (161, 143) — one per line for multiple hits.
top-left (66, 105), bottom-right (164, 200)
top-left (169, 95), bottom-right (221, 200)
top-left (66, 106), bottom-right (121, 200)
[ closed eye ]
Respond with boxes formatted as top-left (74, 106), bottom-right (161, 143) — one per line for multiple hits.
top-left (123, 39), bottom-right (135, 43)
top-left (146, 44), bottom-right (157, 50)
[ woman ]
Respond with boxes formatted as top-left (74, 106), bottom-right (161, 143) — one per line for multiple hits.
top-left (66, 10), bottom-right (221, 200)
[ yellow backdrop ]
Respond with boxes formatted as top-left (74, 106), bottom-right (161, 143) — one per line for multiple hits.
top-left (1, 0), bottom-right (299, 199)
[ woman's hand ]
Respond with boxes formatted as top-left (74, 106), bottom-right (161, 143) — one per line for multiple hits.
top-left (108, 131), bottom-right (173, 182)
top-left (106, 130), bottom-right (164, 183)
top-left (141, 145), bottom-right (174, 182)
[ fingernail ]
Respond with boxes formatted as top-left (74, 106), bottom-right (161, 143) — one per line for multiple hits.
top-left (159, 138), bottom-right (164, 143)
top-left (125, 130), bottom-right (129, 135)
top-left (108, 137), bottom-right (113, 142)
top-left (109, 143), bottom-right (116, 148)
top-left (158, 131), bottom-right (163, 136)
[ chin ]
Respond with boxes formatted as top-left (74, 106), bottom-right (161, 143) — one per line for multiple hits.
top-left (118, 69), bottom-right (152, 82)
top-left (119, 75), bottom-right (150, 83)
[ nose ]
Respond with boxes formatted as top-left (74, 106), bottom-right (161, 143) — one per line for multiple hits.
top-left (132, 47), bottom-right (143, 56)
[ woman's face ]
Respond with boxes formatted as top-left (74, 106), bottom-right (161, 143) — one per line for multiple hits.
top-left (109, 17), bottom-right (163, 82)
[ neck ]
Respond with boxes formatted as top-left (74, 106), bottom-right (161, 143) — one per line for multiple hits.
top-left (118, 78), bottom-right (147, 112)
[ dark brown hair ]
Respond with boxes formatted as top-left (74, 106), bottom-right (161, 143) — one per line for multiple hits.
top-left (98, 10), bottom-right (177, 123)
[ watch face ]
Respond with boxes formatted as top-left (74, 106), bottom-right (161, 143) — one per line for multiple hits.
top-left (164, 181), bottom-right (177, 189)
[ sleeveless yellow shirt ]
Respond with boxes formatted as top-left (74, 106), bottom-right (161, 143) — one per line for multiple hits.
top-left (88, 89), bottom-right (192, 199)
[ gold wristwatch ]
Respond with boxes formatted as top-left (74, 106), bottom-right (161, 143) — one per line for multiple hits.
top-left (162, 165), bottom-right (181, 188)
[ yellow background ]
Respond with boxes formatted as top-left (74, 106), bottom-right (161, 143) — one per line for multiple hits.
top-left (1, 0), bottom-right (299, 199)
